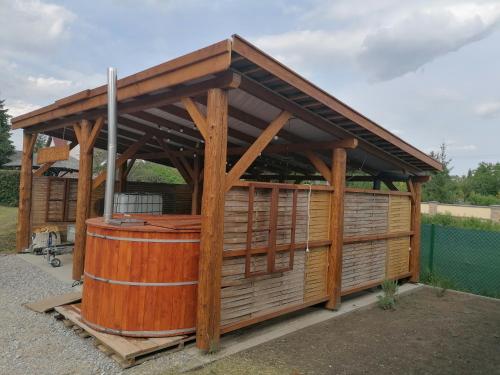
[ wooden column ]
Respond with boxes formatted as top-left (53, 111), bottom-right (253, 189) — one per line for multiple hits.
top-left (118, 162), bottom-right (127, 192)
top-left (16, 131), bottom-right (37, 251)
top-left (196, 88), bottom-right (228, 351)
top-left (326, 147), bottom-right (347, 310)
top-left (72, 118), bottom-right (103, 280)
top-left (409, 180), bottom-right (422, 282)
top-left (191, 156), bottom-right (200, 215)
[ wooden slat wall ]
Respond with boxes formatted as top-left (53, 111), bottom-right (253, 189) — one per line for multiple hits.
top-left (388, 195), bottom-right (411, 232)
top-left (31, 177), bottom-right (77, 238)
top-left (386, 237), bottom-right (410, 278)
top-left (344, 193), bottom-right (389, 236)
top-left (221, 186), bottom-right (331, 327)
top-left (342, 192), bottom-right (389, 291)
top-left (223, 187), bottom-right (308, 251)
top-left (31, 176), bottom-right (50, 229)
top-left (309, 191), bottom-right (331, 241)
top-left (31, 176), bottom-right (193, 236)
top-left (386, 195), bottom-right (412, 278)
top-left (304, 246), bottom-right (328, 301)
top-left (220, 252), bottom-right (305, 326)
top-left (342, 240), bottom-right (387, 290)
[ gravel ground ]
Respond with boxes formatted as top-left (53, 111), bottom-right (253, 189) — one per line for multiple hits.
top-left (0, 254), bottom-right (192, 375)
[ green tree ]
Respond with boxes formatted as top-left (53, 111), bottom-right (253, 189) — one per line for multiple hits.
top-left (422, 143), bottom-right (460, 203)
top-left (128, 160), bottom-right (184, 184)
top-left (467, 162), bottom-right (500, 197)
top-left (0, 100), bottom-right (15, 167)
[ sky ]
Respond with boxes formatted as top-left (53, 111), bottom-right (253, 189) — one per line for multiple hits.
top-left (1, 0), bottom-right (499, 175)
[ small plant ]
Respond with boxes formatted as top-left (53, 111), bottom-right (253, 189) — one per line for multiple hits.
top-left (423, 271), bottom-right (456, 297)
top-left (377, 279), bottom-right (399, 310)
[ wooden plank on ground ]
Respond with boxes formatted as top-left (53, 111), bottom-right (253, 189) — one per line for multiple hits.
top-left (55, 304), bottom-right (189, 368)
top-left (25, 291), bottom-right (82, 313)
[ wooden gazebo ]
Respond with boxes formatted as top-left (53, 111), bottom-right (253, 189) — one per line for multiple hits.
top-left (13, 35), bottom-right (442, 351)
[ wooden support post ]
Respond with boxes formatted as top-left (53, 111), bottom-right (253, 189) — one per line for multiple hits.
top-left (326, 147), bottom-right (347, 310)
top-left (72, 120), bottom-right (94, 280)
top-left (118, 162), bottom-right (127, 192)
top-left (409, 180), bottom-right (422, 282)
top-left (196, 88), bottom-right (228, 352)
top-left (191, 156), bottom-right (200, 214)
top-left (16, 131), bottom-right (37, 251)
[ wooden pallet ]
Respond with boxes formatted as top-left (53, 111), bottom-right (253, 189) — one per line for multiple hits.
top-left (54, 304), bottom-right (193, 368)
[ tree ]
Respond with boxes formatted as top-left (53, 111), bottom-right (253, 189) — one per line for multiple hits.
top-left (0, 100), bottom-right (15, 167)
top-left (128, 160), bottom-right (184, 184)
top-left (422, 143), bottom-right (460, 203)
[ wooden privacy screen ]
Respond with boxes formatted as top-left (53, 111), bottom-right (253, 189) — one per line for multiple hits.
top-left (31, 176), bottom-right (192, 236)
top-left (46, 178), bottom-right (78, 222)
top-left (342, 191), bottom-right (412, 294)
top-left (221, 183), bottom-right (332, 328)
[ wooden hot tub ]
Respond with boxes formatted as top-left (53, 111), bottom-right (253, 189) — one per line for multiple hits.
top-left (81, 215), bottom-right (201, 337)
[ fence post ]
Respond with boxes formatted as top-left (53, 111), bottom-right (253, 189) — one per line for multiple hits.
top-left (429, 224), bottom-right (436, 272)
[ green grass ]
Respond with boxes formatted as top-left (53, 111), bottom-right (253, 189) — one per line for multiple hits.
top-left (422, 213), bottom-right (500, 232)
top-left (0, 205), bottom-right (18, 253)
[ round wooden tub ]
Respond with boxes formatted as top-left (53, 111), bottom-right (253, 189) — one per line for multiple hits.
top-left (81, 215), bottom-right (200, 337)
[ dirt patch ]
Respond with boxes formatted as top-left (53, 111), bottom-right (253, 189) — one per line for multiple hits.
top-left (190, 287), bottom-right (500, 375)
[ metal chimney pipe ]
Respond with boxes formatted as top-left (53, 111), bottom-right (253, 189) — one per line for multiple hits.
top-left (103, 67), bottom-right (117, 223)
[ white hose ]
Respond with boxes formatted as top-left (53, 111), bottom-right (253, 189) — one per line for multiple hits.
top-left (305, 184), bottom-right (312, 253)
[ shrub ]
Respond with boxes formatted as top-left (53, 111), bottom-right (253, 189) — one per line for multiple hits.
top-left (0, 170), bottom-right (19, 206)
top-left (422, 213), bottom-right (500, 232)
top-left (377, 279), bottom-right (399, 310)
top-left (421, 271), bottom-right (455, 297)
top-left (465, 192), bottom-right (500, 206)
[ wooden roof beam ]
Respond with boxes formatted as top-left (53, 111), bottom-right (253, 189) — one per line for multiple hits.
top-left (22, 71), bottom-right (241, 135)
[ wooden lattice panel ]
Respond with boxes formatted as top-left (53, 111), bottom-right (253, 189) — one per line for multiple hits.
top-left (386, 237), bottom-right (410, 278)
top-left (341, 240), bottom-right (387, 291)
top-left (344, 193), bottom-right (389, 236)
top-left (304, 246), bottom-right (328, 301)
top-left (223, 187), bottom-right (308, 251)
top-left (308, 191), bottom-right (331, 241)
top-left (388, 195), bottom-right (411, 232)
top-left (220, 252), bottom-right (305, 326)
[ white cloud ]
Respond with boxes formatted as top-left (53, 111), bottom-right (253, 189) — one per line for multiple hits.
top-left (254, 0), bottom-right (500, 81)
top-left (27, 76), bottom-right (73, 89)
top-left (475, 101), bottom-right (500, 118)
top-left (0, 0), bottom-right (76, 61)
top-left (5, 100), bottom-right (41, 118)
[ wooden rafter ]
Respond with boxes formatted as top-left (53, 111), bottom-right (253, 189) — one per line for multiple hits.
top-left (181, 97), bottom-right (208, 140)
top-left (92, 133), bottom-right (153, 190)
top-left (304, 151), bottom-right (332, 183)
top-left (224, 111), bottom-right (292, 191)
top-left (22, 71), bottom-right (240, 134)
top-left (155, 136), bottom-right (193, 184)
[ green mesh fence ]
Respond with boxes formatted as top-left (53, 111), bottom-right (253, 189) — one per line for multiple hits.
top-left (420, 224), bottom-right (500, 298)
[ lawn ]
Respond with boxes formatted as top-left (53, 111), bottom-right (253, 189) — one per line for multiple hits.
top-left (0, 205), bottom-right (18, 253)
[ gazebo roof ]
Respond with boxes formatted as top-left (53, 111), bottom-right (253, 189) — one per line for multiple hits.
top-left (11, 35), bottom-right (442, 176)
